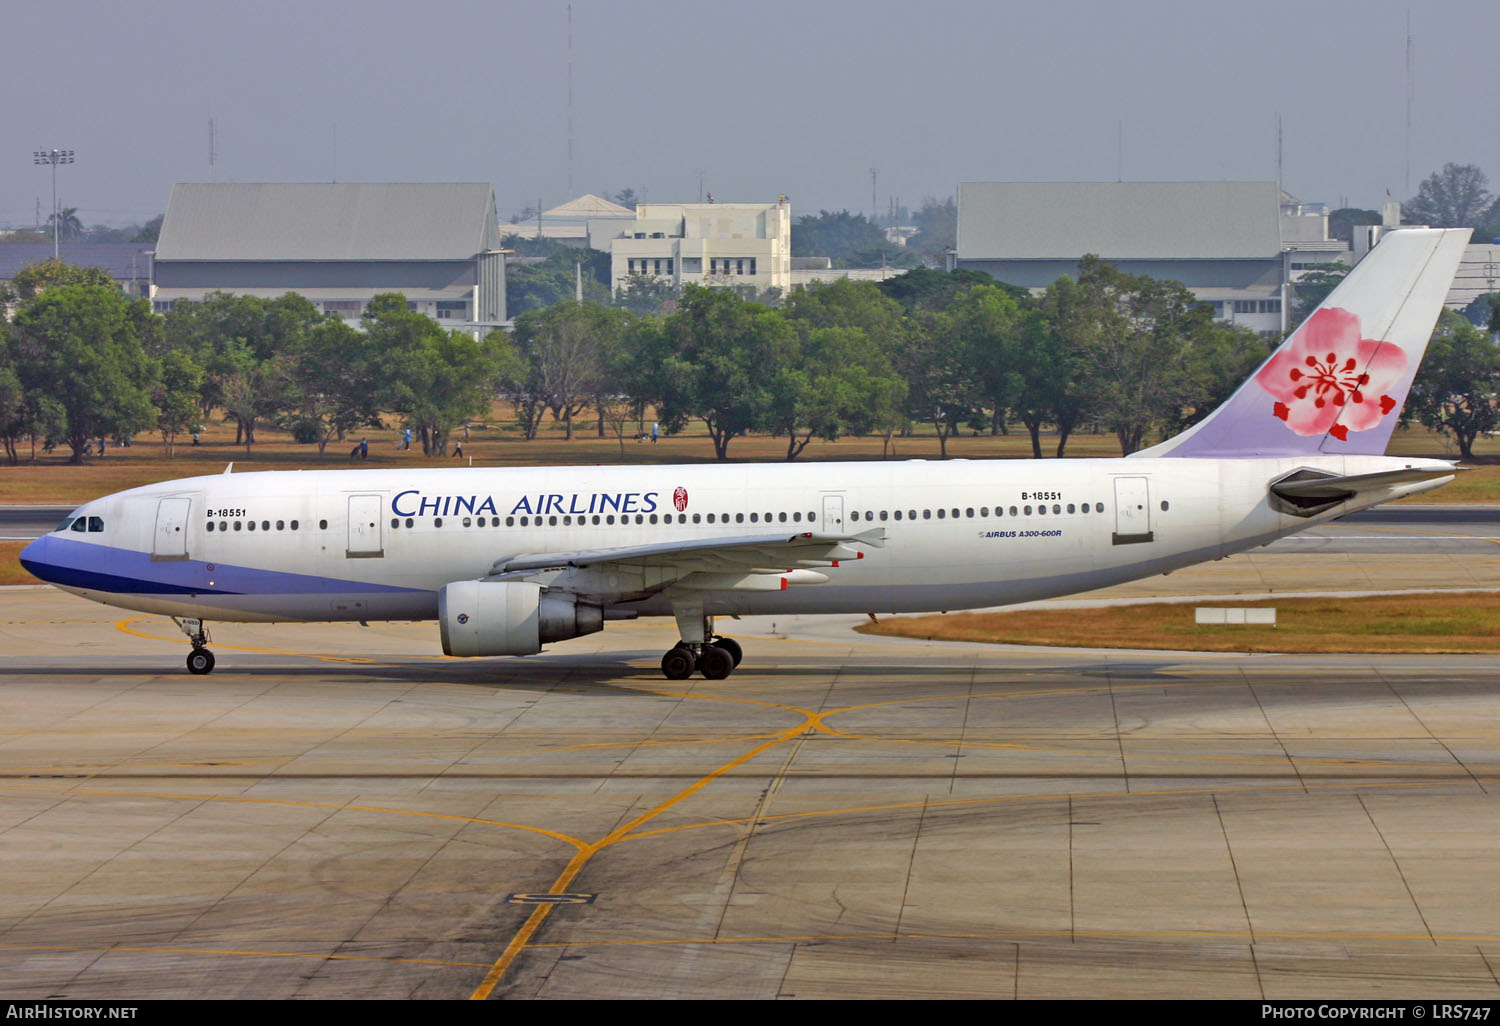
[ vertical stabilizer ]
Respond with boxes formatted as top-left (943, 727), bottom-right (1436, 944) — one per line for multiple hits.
top-left (1137, 227), bottom-right (1470, 458)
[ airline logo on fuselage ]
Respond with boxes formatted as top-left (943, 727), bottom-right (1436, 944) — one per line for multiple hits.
top-left (390, 489), bottom-right (662, 518)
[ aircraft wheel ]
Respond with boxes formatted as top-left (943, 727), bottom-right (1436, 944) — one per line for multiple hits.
top-left (660, 647), bottom-right (695, 680)
top-left (712, 636), bottom-right (742, 667)
top-left (186, 649), bottom-right (216, 675)
top-left (699, 645), bottom-right (734, 680)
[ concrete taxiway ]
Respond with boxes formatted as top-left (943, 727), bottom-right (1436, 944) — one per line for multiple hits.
top-left (1, 546), bottom-right (1499, 999)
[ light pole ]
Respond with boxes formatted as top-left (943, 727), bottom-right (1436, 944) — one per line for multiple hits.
top-left (33, 149), bottom-right (75, 260)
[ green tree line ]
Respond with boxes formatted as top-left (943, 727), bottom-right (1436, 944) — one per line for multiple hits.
top-left (6, 256), bottom-right (1496, 467)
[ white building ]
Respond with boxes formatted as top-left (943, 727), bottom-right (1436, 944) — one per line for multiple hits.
top-left (590, 200), bottom-right (792, 295)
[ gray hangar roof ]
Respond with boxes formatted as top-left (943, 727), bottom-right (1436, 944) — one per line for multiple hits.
top-left (957, 181), bottom-right (1282, 261)
top-left (155, 182), bottom-right (501, 261)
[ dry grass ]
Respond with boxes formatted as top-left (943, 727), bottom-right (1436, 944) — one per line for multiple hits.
top-left (2, 404), bottom-right (1498, 505)
top-left (857, 592), bottom-right (1500, 654)
top-left (0, 542), bottom-right (39, 586)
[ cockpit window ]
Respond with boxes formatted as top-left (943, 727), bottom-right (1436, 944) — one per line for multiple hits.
top-left (88, 516), bottom-right (104, 532)
top-left (70, 519), bottom-right (87, 533)
top-left (54, 517), bottom-right (75, 532)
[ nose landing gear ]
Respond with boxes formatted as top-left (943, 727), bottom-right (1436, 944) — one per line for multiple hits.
top-left (173, 617), bottom-right (217, 675)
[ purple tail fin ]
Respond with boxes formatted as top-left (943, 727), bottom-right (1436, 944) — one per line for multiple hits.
top-left (1138, 228), bottom-right (1471, 459)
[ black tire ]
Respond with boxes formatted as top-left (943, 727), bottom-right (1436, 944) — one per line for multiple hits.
top-left (661, 648), bottom-right (695, 680)
top-left (186, 649), bottom-right (215, 675)
top-left (699, 645), bottom-right (734, 680)
top-left (712, 636), bottom-right (743, 667)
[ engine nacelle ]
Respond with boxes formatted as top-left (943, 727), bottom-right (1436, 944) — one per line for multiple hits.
top-left (438, 580), bottom-right (603, 657)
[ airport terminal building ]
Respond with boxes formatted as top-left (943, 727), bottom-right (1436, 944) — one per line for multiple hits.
top-left (152, 182), bottom-right (506, 332)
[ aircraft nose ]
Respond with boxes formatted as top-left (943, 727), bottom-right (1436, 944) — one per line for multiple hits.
top-left (18, 535), bottom-right (57, 584)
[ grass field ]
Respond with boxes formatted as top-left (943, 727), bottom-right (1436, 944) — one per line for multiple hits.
top-left (3, 404), bottom-right (1498, 505)
top-left (857, 592), bottom-right (1500, 654)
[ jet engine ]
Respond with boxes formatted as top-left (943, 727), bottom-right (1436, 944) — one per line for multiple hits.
top-left (438, 580), bottom-right (603, 657)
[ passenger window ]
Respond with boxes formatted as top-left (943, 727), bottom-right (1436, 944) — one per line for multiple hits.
top-left (319, 520), bottom-right (328, 530)
top-left (936, 509), bottom-right (945, 519)
top-left (879, 511), bottom-right (888, 521)
top-left (750, 513), bottom-right (758, 523)
top-left (247, 521), bottom-right (256, 531)
top-left (894, 511), bottom-right (903, 521)
top-left (779, 512), bottom-right (788, 522)
top-left (1024, 506), bottom-right (1033, 516)
top-left (234, 521), bottom-right (242, 532)
top-left (693, 514), bottom-right (701, 523)
top-left (277, 520), bottom-right (285, 530)
top-left (463, 517), bottom-right (473, 527)
top-left (735, 514), bottom-right (744, 523)
top-left (291, 520), bottom-right (300, 530)
top-left (793, 512), bottom-right (802, 522)
top-left (1067, 504), bottom-right (1075, 514)
top-left (1009, 506), bottom-right (1018, 517)
top-left (391, 518), bottom-right (399, 528)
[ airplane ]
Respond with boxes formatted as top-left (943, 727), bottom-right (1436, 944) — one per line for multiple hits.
top-left (19, 228), bottom-right (1471, 680)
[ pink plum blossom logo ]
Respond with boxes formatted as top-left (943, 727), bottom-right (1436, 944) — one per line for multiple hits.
top-left (1255, 307), bottom-right (1407, 441)
top-left (673, 486), bottom-right (689, 512)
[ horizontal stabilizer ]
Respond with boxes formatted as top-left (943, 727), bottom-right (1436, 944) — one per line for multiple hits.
top-left (1269, 465), bottom-right (1459, 516)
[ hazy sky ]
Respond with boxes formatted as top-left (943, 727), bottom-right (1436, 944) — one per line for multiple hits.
top-left (5, 0), bottom-right (1497, 228)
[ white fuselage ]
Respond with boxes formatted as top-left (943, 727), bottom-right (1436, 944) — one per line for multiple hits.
top-left (26, 453), bottom-right (1452, 628)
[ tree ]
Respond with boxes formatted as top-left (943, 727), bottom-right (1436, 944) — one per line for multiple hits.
top-left (899, 309), bottom-right (985, 459)
top-left (1073, 257), bottom-right (1210, 454)
top-left (1405, 310), bottom-right (1500, 459)
top-left (1016, 276), bottom-right (1097, 458)
top-left (792, 210), bottom-right (919, 269)
top-left (363, 294), bottom-right (510, 455)
top-left (946, 284), bottom-right (1026, 436)
top-left (45, 207), bottom-right (84, 243)
top-left (769, 326), bottom-right (905, 460)
top-left (505, 248), bottom-right (611, 316)
top-left (654, 286), bottom-right (797, 460)
top-left (1405, 163), bottom-right (1494, 228)
top-left (278, 318), bottom-right (383, 454)
top-left (612, 188), bottom-right (639, 211)
top-left (509, 302), bottom-right (630, 440)
top-left (907, 196), bottom-right (958, 265)
top-left (133, 214), bottom-right (164, 243)
top-left (153, 350), bottom-right (205, 457)
top-left (877, 266), bottom-right (1008, 313)
top-left (0, 259), bottom-right (115, 307)
top-left (1327, 208), bottom-right (1381, 243)
top-left (164, 292), bottom-right (325, 449)
top-left (10, 286), bottom-right (158, 463)
top-left (1290, 262), bottom-right (1350, 327)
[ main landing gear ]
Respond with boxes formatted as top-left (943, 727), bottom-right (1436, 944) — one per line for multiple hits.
top-left (660, 604), bottom-right (743, 680)
top-left (174, 617), bottom-right (217, 675)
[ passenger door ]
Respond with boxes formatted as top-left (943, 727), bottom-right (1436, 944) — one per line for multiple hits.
top-left (152, 497), bottom-right (192, 561)
top-left (346, 494), bottom-right (384, 558)
top-left (1112, 477), bottom-right (1154, 545)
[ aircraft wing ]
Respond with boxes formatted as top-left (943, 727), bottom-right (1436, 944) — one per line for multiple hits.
top-left (488, 528), bottom-right (886, 577)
